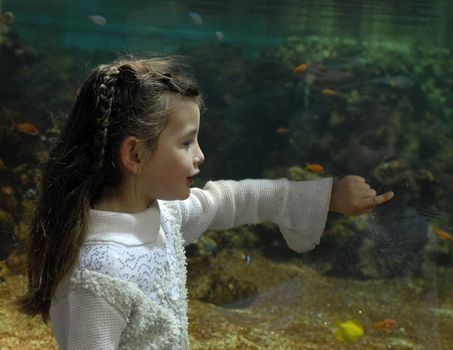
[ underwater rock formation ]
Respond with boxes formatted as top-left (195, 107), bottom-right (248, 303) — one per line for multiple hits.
top-left (358, 196), bottom-right (429, 279)
top-left (187, 229), bottom-right (260, 306)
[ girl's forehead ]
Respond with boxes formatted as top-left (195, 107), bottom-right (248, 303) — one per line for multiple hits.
top-left (163, 97), bottom-right (200, 134)
top-left (167, 98), bottom-right (200, 122)
top-left (168, 95), bottom-right (200, 112)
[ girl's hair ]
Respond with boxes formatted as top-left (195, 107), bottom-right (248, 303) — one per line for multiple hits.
top-left (15, 54), bottom-right (202, 322)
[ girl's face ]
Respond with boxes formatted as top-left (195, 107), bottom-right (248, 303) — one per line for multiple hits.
top-left (139, 97), bottom-right (204, 203)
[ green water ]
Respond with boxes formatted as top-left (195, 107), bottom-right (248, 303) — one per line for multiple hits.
top-left (6, 0), bottom-right (453, 54)
top-left (1, 0), bottom-right (453, 349)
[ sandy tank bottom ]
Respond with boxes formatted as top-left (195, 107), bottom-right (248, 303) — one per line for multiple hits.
top-left (1, 250), bottom-right (453, 350)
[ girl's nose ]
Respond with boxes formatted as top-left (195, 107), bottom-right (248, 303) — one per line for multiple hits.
top-left (194, 147), bottom-right (205, 166)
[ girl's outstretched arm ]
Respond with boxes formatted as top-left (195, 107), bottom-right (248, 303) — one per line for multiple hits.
top-left (176, 178), bottom-right (333, 253)
top-left (175, 176), bottom-right (393, 253)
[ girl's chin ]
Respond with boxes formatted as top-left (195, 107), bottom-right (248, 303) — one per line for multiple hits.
top-left (180, 185), bottom-right (192, 200)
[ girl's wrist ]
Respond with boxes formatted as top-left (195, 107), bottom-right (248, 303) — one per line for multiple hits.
top-left (329, 183), bottom-right (337, 212)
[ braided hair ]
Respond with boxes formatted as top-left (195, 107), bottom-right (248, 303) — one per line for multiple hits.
top-left (92, 67), bottom-right (119, 173)
top-left (15, 55), bottom-right (202, 322)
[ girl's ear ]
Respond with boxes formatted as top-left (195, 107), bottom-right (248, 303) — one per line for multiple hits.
top-left (118, 136), bottom-right (147, 175)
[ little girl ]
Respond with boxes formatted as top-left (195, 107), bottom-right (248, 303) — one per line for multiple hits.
top-left (16, 56), bottom-right (393, 349)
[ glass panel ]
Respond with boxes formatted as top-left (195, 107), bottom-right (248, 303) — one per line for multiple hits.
top-left (1, 0), bottom-right (452, 349)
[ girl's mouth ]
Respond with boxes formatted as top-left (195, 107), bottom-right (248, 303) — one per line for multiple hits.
top-left (187, 171), bottom-right (199, 185)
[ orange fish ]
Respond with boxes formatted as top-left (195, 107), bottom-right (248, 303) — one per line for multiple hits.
top-left (321, 88), bottom-right (338, 96)
top-left (305, 163), bottom-right (324, 173)
top-left (276, 127), bottom-right (290, 134)
top-left (293, 63), bottom-right (308, 74)
top-left (434, 227), bottom-right (453, 241)
top-left (11, 120), bottom-right (40, 136)
top-left (372, 319), bottom-right (397, 329)
top-left (1, 185), bottom-right (14, 196)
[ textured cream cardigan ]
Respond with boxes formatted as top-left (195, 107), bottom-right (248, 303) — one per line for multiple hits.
top-left (49, 178), bottom-right (332, 350)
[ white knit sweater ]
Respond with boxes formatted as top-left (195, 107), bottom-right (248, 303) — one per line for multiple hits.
top-left (49, 178), bottom-right (332, 350)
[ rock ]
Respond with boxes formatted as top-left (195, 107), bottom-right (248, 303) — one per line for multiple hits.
top-left (358, 196), bottom-right (429, 278)
top-left (189, 263), bottom-right (258, 307)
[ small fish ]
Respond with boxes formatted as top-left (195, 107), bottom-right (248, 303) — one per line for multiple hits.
top-left (244, 254), bottom-right (252, 266)
top-left (0, 158), bottom-right (6, 171)
top-left (276, 127), bottom-right (290, 134)
top-left (1, 185), bottom-right (14, 196)
top-left (24, 188), bottom-right (37, 199)
top-left (321, 88), bottom-right (338, 96)
top-left (203, 239), bottom-right (218, 257)
top-left (88, 15), bottom-right (107, 26)
top-left (188, 12), bottom-right (203, 25)
top-left (372, 75), bottom-right (414, 89)
top-left (434, 227), bottom-right (453, 241)
top-left (372, 318), bottom-right (397, 329)
top-left (305, 163), bottom-right (324, 173)
top-left (334, 319), bottom-right (364, 342)
top-left (293, 63), bottom-right (308, 74)
top-left (215, 31), bottom-right (224, 41)
top-left (11, 120), bottom-right (40, 136)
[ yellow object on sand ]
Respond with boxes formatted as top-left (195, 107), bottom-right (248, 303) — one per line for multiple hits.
top-left (334, 319), bottom-right (365, 342)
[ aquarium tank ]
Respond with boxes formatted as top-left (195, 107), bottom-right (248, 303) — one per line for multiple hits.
top-left (1, 0), bottom-right (453, 349)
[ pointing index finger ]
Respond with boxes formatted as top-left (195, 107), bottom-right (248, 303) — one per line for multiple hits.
top-left (372, 191), bottom-right (394, 206)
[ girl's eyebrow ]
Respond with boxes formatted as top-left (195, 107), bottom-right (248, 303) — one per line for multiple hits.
top-left (182, 128), bottom-right (198, 138)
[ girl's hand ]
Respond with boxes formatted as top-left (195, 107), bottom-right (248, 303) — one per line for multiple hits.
top-left (329, 175), bottom-right (394, 215)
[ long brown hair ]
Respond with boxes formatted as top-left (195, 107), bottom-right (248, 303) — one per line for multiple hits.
top-left (15, 55), bottom-right (202, 322)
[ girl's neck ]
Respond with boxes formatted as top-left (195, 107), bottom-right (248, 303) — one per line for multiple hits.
top-left (92, 186), bottom-right (152, 214)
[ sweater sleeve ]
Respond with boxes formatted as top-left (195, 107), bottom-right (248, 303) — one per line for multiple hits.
top-left (49, 288), bottom-right (127, 350)
top-left (177, 177), bottom-right (332, 252)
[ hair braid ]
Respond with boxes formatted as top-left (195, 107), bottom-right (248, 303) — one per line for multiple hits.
top-left (92, 67), bottom-right (120, 173)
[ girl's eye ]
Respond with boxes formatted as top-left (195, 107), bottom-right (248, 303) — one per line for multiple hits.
top-left (183, 140), bottom-right (194, 148)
